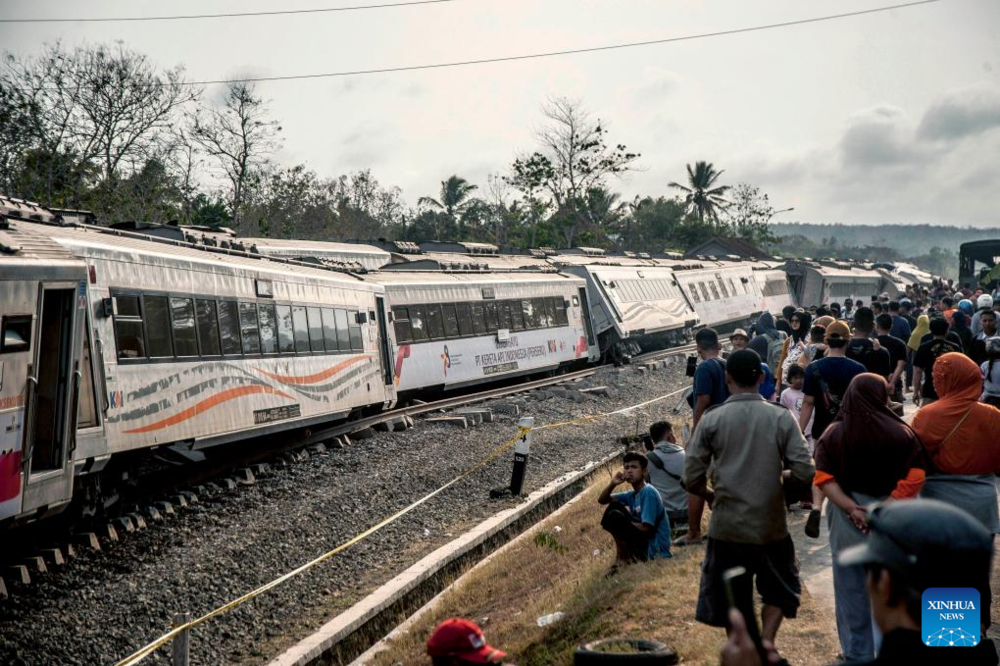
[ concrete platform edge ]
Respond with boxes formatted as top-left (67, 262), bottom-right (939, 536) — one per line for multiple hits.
top-left (268, 449), bottom-right (625, 666)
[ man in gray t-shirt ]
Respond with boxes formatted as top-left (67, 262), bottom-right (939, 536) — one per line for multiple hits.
top-left (645, 422), bottom-right (688, 524)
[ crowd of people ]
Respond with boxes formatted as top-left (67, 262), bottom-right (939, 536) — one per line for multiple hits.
top-left (425, 280), bottom-right (1000, 665)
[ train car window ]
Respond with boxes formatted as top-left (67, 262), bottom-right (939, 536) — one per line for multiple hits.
top-left (335, 309), bottom-right (351, 351)
top-left (291, 305), bottom-right (310, 353)
top-left (441, 304), bottom-right (460, 338)
top-left (275, 304), bottom-right (295, 353)
top-left (530, 298), bottom-right (546, 327)
top-left (115, 294), bottom-right (142, 317)
top-left (699, 282), bottom-right (711, 302)
top-left (196, 299), bottom-right (222, 356)
top-left (170, 297), bottom-right (199, 357)
top-left (258, 304), bottom-right (278, 354)
top-left (240, 303), bottom-right (262, 355)
top-left (729, 279), bottom-right (738, 296)
top-left (471, 303), bottom-right (486, 335)
top-left (509, 300), bottom-right (525, 331)
top-left (554, 297), bottom-right (569, 326)
top-left (484, 301), bottom-right (499, 333)
top-left (498, 301), bottom-right (512, 331)
top-left (348, 310), bottom-right (363, 351)
top-left (686, 283), bottom-right (700, 303)
top-left (456, 303), bottom-right (474, 337)
top-left (410, 305), bottom-right (428, 341)
top-left (1, 315), bottom-right (32, 354)
top-left (306, 306), bottom-right (324, 352)
top-left (543, 297), bottom-right (558, 327)
top-left (426, 304), bottom-right (446, 340)
top-left (144, 295), bottom-right (174, 358)
top-left (717, 278), bottom-right (729, 298)
top-left (111, 293), bottom-right (145, 359)
top-left (392, 306), bottom-right (413, 343)
top-left (709, 282), bottom-right (721, 300)
top-left (521, 299), bottom-right (537, 329)
top-left (321, 308), bottom-right (339, 352)
top-left (218, 301), bottom-right (242, 355)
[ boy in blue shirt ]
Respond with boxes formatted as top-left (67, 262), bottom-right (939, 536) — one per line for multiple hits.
top-left (598, 452), bottom-right (673, 563)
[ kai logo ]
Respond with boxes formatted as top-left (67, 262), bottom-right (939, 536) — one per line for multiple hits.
top-left (922, 588), bottom-right (981, 647)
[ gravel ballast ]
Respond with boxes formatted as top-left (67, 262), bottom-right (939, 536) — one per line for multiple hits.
top-left (0, 361), bottom-right (691, 665)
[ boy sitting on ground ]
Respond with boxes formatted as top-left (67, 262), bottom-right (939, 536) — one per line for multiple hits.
top-left (598, 451), bottom-right (673, 564)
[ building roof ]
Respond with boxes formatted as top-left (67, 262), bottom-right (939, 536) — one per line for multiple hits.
top-left (683, 236), bottom-right (766, 260)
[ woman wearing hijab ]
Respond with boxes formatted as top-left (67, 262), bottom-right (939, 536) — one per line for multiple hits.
top-left (912, 351), bottom-right (1000, 639)
top-left (906, 314), bottom-right (930, 393)
top-left (748, 311), bottom-right (785, 378)
top-left (778, 310), bottom-right (812, 391)
top-left (813, 374), bottom-right (926, 661)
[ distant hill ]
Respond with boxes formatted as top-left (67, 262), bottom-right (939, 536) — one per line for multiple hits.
top-left (771, 223), bottom-right (999, 257)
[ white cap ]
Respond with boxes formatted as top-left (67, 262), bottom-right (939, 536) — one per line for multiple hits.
top-left (979, 294), bottom-right (994, 309)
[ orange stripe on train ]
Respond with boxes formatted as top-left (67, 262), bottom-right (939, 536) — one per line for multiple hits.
top-left (254, 356), bottom-right (369, 385)
top-left (123, 385), bottom-right (294, 434)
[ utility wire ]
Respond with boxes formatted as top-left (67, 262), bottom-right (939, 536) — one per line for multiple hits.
top-left (0, 0), bottom-right (461, 23)
top-left (41, 0), bottom-right (944, 89)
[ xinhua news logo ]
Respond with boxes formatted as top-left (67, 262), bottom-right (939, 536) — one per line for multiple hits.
top-left (921, 588), bottom-right (980, 647)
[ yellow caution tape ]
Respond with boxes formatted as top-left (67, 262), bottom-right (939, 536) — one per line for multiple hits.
top-left (114, 384), bottom-right (686, 665)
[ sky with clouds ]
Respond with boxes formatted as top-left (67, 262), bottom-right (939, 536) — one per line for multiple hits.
top-left (1, 0), bottom-right (998, 227)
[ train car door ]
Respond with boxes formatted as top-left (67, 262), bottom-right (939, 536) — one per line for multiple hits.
top-left (374, 296), bottom-right (394, 387)
top-left (20, 284), bottom-right (82, 518)
top-left (578, 287), bottom-right (596, 351)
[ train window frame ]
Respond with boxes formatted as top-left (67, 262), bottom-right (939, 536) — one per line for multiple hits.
top-left (426, 303), bottom-right (446, 340)
top-left (521, 299), bottom-right (538, 329)
top-left (717, 277), bottom-right (729, 299)
top-left (456, 303), bottom-right (474, 337)
top-left (699, 282), bottom-right (712, 302)
top-left (275, 304), bottom-right (296, 353)
top-left (258, 303), bottom-right (279, 354)
top-left (1, 315), bottom-right (32, 354)
top-left (217, 300), bottom-right (242, 356)
top-left (554, 297), bottom-right (569, 326)
top-left (306, 306), bottom-right (324, 353)
top-left (484, 301), bottom-right (499, 333)
top-left (441, 303), bottom-right (460, 339)
top-left (321, 307), bottom-right (339, 353)
top-left (509, 300), bottom-right (525, 331)
top-left (169, 296), bottom-right (199, 358)
top-left (410, 305), bottom-right (428, 342)
top-left (498, 301), bottom-right (512, 331)
top-left (239, 302), bottom-right (262, 355)
top-left (291, 305), bottom-right (310, 353)
top-left (392, 306), bottom-right (413, 344)
top-left (347, 309), bottom-right (363, 351)
top-left (687, 283), bottom-right (701, 303)
top-left (143, 294), bottom-right (174, 358)
top-left (110, 291), bottom-right (145, 361)
top-left (196, 298), bottom-right (222, 357)
top-left (334, 308), bottom-right (351, 351)
top-left (470, 302), bottom-right (486, 335)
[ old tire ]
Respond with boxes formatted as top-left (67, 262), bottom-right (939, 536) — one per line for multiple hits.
top-left (574, 638), bottom-right (678, 665)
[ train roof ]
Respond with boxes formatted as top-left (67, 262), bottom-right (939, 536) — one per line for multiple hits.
top-left (784, 259), bottom-right (883, 279)
top-left (11, 218), bottom-right (379, 289)
top-left (362, 269), bottom-right (582, 287)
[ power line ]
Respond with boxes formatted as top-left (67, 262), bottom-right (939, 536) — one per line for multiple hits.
top-left (0, 0), bottom-right (461, 23)
top-left (42, 0), bottom-right (944, 90)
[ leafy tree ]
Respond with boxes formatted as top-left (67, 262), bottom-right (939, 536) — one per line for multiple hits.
top-left (721, 182), bottom-right (781, 247)
top-left (189, 194), bottom-right (231, 228)
top-left (669, 161), bottom-right (730, 224)
top-left (417, 175), bottom-right (479, 218)
top-left (508, 97), bottom-right (639, 247)
top-left (191, 80), bottom-right (281, 227)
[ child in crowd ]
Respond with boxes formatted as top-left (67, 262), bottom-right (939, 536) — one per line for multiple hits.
top-left (781, 365), bottom-right (825, 528)
top-left (982, 337), bottom-right (1000, 408)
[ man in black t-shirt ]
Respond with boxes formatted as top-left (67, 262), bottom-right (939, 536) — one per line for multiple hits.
top-left (801, 321), bottom-right (866, 441)
top-left (875, 313), bottom-right (908, 402)
top-left (846, 307), bottom-right (891, 377)
top-left (912, 317), bottom-right (963, 406)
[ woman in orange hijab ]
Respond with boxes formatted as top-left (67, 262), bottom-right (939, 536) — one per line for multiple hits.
top-left (912, 351), bottom-right (1000, 637)
top-left (912, 352), bottom-right (1000, 477)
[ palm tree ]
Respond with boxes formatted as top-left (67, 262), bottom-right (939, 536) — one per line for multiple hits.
top-left (669, 161), bottom-right (730, 224)
top-left (417, 175), bottom-right (479, 219)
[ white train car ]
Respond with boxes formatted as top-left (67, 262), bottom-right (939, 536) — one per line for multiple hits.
top-left (0, 211), bottom-right (89, 524)
top-left (365, 267), bottom-right (597, 393)
top-left (784, 260), bottom-right (890, 308)
top-left (752, 261), bottom-right (796, 314)
top-left (671, 261), bottom-right (763, 333)
top-left (550, 251), bottom-right (700, 361)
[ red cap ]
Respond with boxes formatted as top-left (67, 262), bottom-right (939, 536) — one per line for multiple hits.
top-left (427, 618), bottom-right (507, 663)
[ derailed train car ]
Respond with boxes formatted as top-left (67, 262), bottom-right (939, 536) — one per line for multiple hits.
top-left (784, 259), bottom-right (899, 308)
top-left (365, 262), bottom-right (598, 393)
top-left (1, 205), bottom-right (397, 526)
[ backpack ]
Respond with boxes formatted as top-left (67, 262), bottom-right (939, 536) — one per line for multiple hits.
top-left (763, 331), bottom-right (787, 378)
